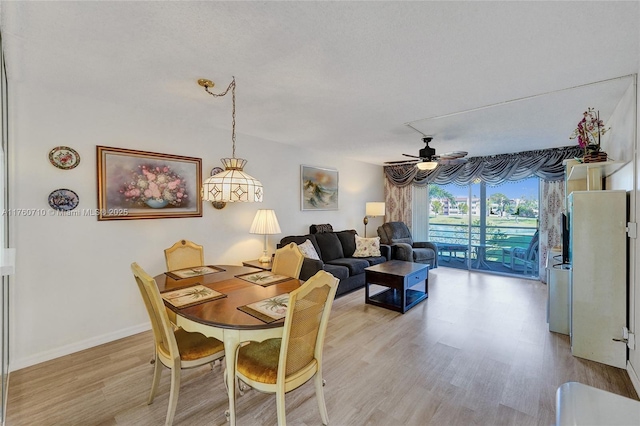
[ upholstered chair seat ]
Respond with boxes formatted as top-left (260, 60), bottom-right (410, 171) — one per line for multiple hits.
top-left (236, 338), bottom-right (283, 384)
top-left (174, 328), bottom-right (224, 362)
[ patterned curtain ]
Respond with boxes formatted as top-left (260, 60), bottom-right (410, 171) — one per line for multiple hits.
top-left (539, 180), bottom-right (565, 283)
top-left (385, 145), bottom-right (581, 186)
top-left (384, 178), bottom-right (412, 229)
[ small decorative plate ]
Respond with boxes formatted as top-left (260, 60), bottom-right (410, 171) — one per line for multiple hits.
top-left (211, 167), bottom-right (224, 176)
top-left (48, 189), bottom-right (79, 211)
top-left (49, 146), bottom-right (80, 170)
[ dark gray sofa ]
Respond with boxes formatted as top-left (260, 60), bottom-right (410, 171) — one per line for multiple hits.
top-left (278, 226), bottom-right (390, 297)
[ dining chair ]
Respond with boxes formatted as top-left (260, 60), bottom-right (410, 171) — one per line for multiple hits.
top-left (164, 239), bottom-right (204, 271)
top-left (131, 262), bottom-right (225, 426)
top-left (271, 242), bottom-right (304, 279)
top-left (234, 270), bottom-right (339, 426)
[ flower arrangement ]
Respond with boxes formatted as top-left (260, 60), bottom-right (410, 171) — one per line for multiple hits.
top-left (120, 164), bottom-right (188, 207)
top-left (570, 107), bottom-right (609, 155)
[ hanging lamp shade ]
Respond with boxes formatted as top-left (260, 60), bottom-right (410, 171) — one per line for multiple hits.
top-left (202, 158), bottom-right (263, 203)
top-left (198, 76), bottom-right (263, 205)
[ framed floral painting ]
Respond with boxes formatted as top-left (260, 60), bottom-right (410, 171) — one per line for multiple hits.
top-left (301, 165), bottom-right (339, 211)
top-left (96, 146), bottom-right (202, 220)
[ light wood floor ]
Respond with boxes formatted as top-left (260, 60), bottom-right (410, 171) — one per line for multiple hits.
top-left (6, 267), bottom-right (638, 425)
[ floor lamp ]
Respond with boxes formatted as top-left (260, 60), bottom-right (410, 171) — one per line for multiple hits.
top-left (250, 209), bottom-right (281, 263)
top-left (363, 202), bottom-right (385, 237)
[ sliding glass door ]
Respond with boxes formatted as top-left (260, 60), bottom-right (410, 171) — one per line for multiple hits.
top-left (428, 177), bottom-right (540, 278)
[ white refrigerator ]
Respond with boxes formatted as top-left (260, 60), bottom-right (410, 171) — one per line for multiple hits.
top-left (568, 190), bottom-right (627, 368)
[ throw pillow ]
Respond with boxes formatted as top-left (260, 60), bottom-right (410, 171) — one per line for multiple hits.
top-left (309, 223), bottom-right (334, 234)
top-left (298, 239), bottom-right (320, 260)
top-left (353, 235), bottom-right (381, 258)
top-left (336, 229), bottom-right (357, 257)
top-left (314, 232), bottom-right (344, 261)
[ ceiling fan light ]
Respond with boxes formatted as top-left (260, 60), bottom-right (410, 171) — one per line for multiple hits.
top-left (416, 161), bottom-right (438, 170)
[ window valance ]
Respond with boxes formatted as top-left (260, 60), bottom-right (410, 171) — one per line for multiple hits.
top-left (384, 145), bottom-right (582, 187)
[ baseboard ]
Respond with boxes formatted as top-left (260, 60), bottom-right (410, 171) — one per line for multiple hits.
top-left (628, 360), bottom-right (640, 397)
top-left (9, 323), bottom-right (150, 372)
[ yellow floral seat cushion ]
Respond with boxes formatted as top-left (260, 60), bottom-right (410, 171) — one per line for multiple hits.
top-left (174, 328), bottom-right (224, 361)
top-left (236, 338), bottom-right (282, 384)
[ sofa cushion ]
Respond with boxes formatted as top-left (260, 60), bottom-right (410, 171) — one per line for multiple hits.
top-left (326, 258), bottom-right (370, 276)
top-left (353, 235), bottom-right (381, 257)
top-left (322, 263), bottom-right (349, 281)
top-left (298, 239), bottom-right (320, 260)
top-left (315, 232), bottom-right (344, 261)
top-left (362, 256), bottom-right (387, 266)
top-left (412, 247), bottom-right (435, 263)
top-left (335, 229), bottom-right (357, 257)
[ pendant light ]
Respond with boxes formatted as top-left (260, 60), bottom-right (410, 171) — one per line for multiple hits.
top-left (198, 77), bottom-right (263, 209)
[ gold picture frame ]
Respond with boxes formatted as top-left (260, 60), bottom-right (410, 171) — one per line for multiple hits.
top-left (97, 146), bottom-right (202, 220)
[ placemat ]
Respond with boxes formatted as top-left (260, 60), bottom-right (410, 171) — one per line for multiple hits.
top-left (165, 265), bottom-right (225, 280)
top-left (235, 270), bottom-right (294, 287)
top-left (237, 293), bottom-right (290, 323)
top-left (161, 284), bottom-right (226, 309)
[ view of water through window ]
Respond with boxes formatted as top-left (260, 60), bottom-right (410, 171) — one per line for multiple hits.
top-left (428, 176), bottom-right (540, 278)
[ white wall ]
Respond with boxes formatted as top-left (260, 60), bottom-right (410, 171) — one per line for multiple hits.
top-left (8, 84), bottom-right (384, 370)
top-left (603, 75), bottom-right (639, 394)
top-left (630, 72), bottom-right (640, 393)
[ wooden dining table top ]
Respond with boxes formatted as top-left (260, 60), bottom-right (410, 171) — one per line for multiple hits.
top-left (154, 264), bottom-right (301, 330)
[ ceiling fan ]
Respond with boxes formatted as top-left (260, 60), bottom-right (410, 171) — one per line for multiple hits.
top-left (384, 137), bottom-right (468, 170)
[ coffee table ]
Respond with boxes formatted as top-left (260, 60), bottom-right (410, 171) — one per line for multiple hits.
top-left (364, 260), bottom-right (429, 313)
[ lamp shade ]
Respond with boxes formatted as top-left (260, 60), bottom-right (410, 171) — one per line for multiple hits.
top-left (250, 209), bottom-right (281, 235)
top-left (416, 161), bottom-right (438, 171)
top-left (202, 158), bottom-right (263, 203)
top-left (365, 202), bottom-right (386, 217)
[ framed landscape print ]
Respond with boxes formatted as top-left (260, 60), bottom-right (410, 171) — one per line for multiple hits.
top-left (97, 146), bottom-right (202, 220)
top-left (301, 165), bottom-right (339, 211)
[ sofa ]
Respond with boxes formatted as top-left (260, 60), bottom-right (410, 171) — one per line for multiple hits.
top-left (377, 221), bottom-right (438, 269)
top-left (278, 224), bottom-right (390, 297)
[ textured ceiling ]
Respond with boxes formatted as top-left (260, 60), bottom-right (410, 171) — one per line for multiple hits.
top-left (1, 1), bottom-right (638, 165)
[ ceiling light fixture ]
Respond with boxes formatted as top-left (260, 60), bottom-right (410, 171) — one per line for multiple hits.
top-left (416, 161), bottom-right (438, 171)
top-left (198, 76), bottom-right (263, 209)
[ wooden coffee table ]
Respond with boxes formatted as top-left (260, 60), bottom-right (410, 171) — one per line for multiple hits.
top-left (364, 260), bottom-right (429, 313)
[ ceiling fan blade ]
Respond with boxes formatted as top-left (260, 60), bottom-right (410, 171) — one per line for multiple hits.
top-left (384, 159), bottom-right (419, 165)
top-left (438, 158), bottom-right (468, 165)
top-left (402, 153), bottom-right (422, 159)
top-left (438, 151), bottom-right (468, 160)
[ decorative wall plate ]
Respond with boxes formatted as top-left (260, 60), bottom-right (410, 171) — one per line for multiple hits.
top-left (48, 189), bottom-right (79, 211)
top-left (49, 146), bottom-right (80, 170)
top-left (211, 166), bottom-right (224, 176)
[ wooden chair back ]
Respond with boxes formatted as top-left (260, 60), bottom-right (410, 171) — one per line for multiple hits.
top-left (272, 242), bottom-right (304, 279)
top-left (279, 270), bottom-right (339, 382)
top-left (164, 239), bottom-right (204, 271)
top-left (131, 262), bottom-right (179, 363)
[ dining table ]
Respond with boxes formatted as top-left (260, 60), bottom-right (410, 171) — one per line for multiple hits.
top-left (154, 264), bottom-right (301, 425)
